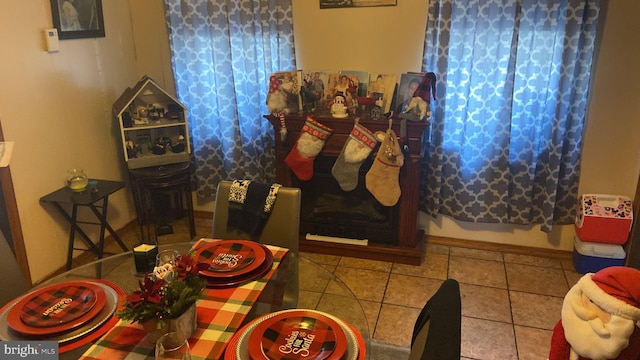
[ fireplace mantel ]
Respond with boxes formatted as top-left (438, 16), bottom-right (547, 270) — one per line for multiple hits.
top-left (266, 112), bottom-right (428, 265)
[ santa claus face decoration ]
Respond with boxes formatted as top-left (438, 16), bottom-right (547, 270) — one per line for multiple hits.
top-left (550, 266), bottom-right (640, 360)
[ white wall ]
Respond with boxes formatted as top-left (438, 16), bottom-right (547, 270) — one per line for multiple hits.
top-left (0, 1), bottom-right (139, 281)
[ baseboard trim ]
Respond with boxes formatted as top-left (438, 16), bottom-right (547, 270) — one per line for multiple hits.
top-left (425, 235), bottom-right (573, 260)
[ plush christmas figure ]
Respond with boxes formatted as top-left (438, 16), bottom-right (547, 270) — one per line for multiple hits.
top-left (267, 74), bottom-right (288, 141)
top-left (549, 266), bottom-right (640, 360)
top-left (365, 122), bottom-right (404, 206)
top-left (285, 116), bottom-right (333, 181)
top-left (331, 120), bottom-right (377, 191)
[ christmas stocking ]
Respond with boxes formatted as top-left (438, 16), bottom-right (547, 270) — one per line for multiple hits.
top-left (366, 128), bottom-right (404, 206)
top-left (331, 121), bottom-right (377, 191)
top-left (285, 116), bottom-right (333, 181)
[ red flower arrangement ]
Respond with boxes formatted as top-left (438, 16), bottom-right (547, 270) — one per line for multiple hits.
top-left (117, 253), bottom-right (208, 327)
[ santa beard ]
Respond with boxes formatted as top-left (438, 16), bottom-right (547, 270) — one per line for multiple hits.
top-left (561, 284), bottom-right (636, 360)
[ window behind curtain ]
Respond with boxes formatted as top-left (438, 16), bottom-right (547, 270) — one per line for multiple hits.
top-left (163, 0), bottom-right (296, 197)
top-left (420, 0), bottom-right (601, 232)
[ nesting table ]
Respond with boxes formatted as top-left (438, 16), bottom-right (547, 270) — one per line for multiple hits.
top-left (128, 162), bottom-right (196, 243)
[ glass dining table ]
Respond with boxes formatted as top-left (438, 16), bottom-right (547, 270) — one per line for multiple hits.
top-left (36, 241), bottom-right (371, 359)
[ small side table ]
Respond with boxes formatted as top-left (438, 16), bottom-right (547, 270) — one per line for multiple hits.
top-left (40, 179), bottom-right (129, 270)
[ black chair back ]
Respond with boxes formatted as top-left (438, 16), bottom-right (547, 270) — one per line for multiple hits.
top-left (409, 278), bottom-right (461, 360)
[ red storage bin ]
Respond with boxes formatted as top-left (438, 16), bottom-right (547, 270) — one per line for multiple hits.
top-left (575, 194), bottom-right (633, 244)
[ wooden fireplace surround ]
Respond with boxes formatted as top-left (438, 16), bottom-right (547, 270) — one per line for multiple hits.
top-left (266, 112), bottom-right (428, 265)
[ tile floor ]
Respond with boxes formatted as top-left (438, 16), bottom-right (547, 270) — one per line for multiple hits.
top-left (88, 214), bottom-right (580, 360)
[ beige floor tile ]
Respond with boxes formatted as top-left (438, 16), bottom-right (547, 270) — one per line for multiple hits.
top-left (449, 256), bottom-right (507, 288)
top-left (332, 266), bottom-right (390, 302)
top-left (391, 252), bottom-right (448, 280)
top-left (373, 304), bottom-right (420, 347)
top-left (299, 260), bottom-right (331, 292)
top-left (450, 247), bottom-right (503, 262)
top-left (425, 243), bottom-right (450, 255)
top-left (318, 263), bottom-right (337, 273)
top-left (510, 291), bottom-right (563, 330)
top-left (515, 325), bottom-right (553, 360)
top-left (461, 316), bottom-right (517, 360)
top-left (564, 269), bottom-right (582, 287)
top-left (459, 283), bottom-right (511, 323)
top-left (315, 292), bottom-right (370, 338)
top-left (503, 253), bottom-right (563, 268)
top-left (383, 274), bottom-right (442, 308)
top-left (300, 252), bottom-right (341, 266)
top-left (298, 290), bottom-right (322, 309)
top-left (339, 257), bottom-right (393, 272)
top-left (561, 258), bottom-right (576, 271)
top-left (506, 263), bottom-right (569, 297)
top-left (358, 300), bottom-right (381, 335)
top-left (324, 278), bottom-right (355, 297)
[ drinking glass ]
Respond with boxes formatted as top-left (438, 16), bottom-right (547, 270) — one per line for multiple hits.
top-left (155, 332), bottom-right (191, 360)
top-left (156, 249), bottom-right (180, 267)
top-left (155, 249), bottom-right (180, 282)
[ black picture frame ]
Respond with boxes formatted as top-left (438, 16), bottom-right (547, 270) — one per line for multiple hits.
top-left (320, 0), bottom-right (396, 9)
top-left (50, 0), bottom-right (105, 40)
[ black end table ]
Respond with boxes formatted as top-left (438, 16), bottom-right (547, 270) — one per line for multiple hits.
top-left (40, 179), bottom-right (129, 270)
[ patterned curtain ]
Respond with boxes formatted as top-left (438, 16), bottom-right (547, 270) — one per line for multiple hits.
top-left (163, 0), bottom-right (296, 197)
top-left (420, 0), bottom-right (600, 232)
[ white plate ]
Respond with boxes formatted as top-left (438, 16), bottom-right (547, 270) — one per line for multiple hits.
top-left (234, 309), bottom-right (358, 360)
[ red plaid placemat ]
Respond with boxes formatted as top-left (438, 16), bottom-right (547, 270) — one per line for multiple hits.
top-left (79, 239), bottom-right (289, 360)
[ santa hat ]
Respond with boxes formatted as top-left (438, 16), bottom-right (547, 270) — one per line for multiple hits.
top-left (412, 72), bottom-right (437, 102)
top-left (578, 266), bottom-right (640, 321)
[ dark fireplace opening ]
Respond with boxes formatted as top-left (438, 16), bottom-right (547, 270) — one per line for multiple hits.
top-left (293, 154), bottom-right (399, 245)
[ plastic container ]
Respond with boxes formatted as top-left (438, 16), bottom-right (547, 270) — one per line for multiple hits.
top-left (575, 194), bottom-right (633, 244)
top-left (572, 236), bottom-right (626, 274)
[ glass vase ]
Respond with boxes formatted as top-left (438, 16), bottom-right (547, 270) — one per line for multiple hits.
top-left (66, 168), bottom-right (89, 192)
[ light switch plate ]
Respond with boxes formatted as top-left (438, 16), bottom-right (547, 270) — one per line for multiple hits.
top-left (44, 28), bottom-right (59, 53)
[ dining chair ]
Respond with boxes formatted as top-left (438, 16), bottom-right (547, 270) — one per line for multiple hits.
top-left (212, 180), bottom-right (301, 309)
top-left (0, 230), bottom-right (29, 307)
top-left (409, 278), bottom-right (461, 360)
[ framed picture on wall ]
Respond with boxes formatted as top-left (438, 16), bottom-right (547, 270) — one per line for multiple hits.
top-left (50, 0), bottom-right (105, 40)
top-left (320, 0), bottom-right (396, 9)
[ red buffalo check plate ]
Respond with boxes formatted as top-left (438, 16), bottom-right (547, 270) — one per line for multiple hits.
top-left (206, 245), bottom-right (273, 288)
top-left (196, 240), bottom-right (267, 279)
top-left (248, 310), bottom-right (347, 360)
top-left (6, 281), bottom-right (106, 336)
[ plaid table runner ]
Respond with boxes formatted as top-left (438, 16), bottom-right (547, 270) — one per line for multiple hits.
top-left (79, 239), bottom-right (289, 360)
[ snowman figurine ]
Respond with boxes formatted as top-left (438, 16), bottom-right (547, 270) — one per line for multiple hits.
top-left (331, 94), bottom-right (348, 118)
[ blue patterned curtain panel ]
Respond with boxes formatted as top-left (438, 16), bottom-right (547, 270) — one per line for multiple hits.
top-left (164, 0), bottom-right (296, 197)
top-left (421, 0), bottom-right (600, 232)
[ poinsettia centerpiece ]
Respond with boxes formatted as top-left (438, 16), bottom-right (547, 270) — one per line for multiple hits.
top-left (117, 252), bottom-right (208, 328)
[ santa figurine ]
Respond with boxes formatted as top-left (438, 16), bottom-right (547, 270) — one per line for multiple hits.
top-left (549, 266), bottom-right (640, 360)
